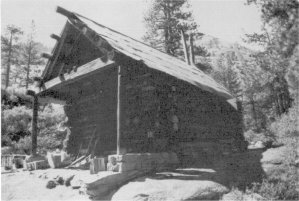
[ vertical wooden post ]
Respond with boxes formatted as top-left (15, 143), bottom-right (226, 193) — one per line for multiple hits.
top-left (32, 95), bottom-right (38, 156)
top-left (116, 65), bottom-right (121, 155)
top-left (180, 29), bottom-right (190, 65)
top-left (189, 33), bottom-right (195, 65)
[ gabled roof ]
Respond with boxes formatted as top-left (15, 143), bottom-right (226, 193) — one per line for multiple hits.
top-left (41, 8), bottom-right (232, 100)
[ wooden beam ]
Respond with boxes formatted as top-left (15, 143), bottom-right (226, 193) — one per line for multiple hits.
top-left (26, 90), bottom-right (39, 156)
top-left (180, 29), bottom-right (190, 65)
top-left (68, 19), bottom-right (115, 61)
top-left (26, 90), bottom-right (36, 97)
top-left (41, 22), bottom-right (70, 80)
top-left (41, 53), bottom-right (53, 60)
top-left (38, 96), bottom-right (66, 105)
top-left (116, 65), bottom-right (121, 155)
top-left (56, 6), bottom-right (77, 19)
top-left (40, 58), bottom-right (115, 93)
top-left (48, 32), bottom-right (68, 77)
top-left (50, 34), bottom-right (60, 41)
top-left (32, 96), bottom-right (38, 156)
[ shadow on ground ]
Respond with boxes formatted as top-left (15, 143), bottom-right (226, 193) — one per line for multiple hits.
top-left (102, 148), bottom-right (265, 200)
top-left (168, 149), bottom-right (263, 188)
top-left (147, 148), bottom-right (265, 189)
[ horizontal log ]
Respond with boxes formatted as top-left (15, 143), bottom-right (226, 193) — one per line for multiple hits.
top-left (68, 114), bottom-right (116, 124)
top-left (38, 96), bottom-right (66, 105)
top-left (50, 34), bottom-right (60, 41)
top-left (26, 90), bottom-right (36, 97)
top-left (41, 53), bottom-right (53, 60)
top-left (56, 6), bottom-right (77, 19)
top-left (67, 109), bottom-right (116, 119)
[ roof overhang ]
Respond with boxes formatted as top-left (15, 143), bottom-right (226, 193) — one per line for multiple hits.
top-left (39, 7), bottom-right (233, 100)
top-left (38, 58), bottom-right (115, 95)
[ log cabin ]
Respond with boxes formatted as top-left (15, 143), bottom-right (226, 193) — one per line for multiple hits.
top-left (32, 7), bottom-right (247, 164)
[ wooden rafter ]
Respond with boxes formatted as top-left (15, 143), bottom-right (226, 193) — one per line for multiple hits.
top-left (38, 96), bottom-right (66, 105)
top-left (57, 30), bottom-right (82, 76)
top-left (66, 18), bottom-right (115, 61)
top-left (41, 22), bottom-right (71, 81)
top-left (39, 58), bottom-right (115, 93)
top-left (50, 34), bottom-right (60, 41)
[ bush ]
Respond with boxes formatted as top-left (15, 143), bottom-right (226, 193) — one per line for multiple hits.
top-left (1, 103), bottom-right (66, 154)
top-left (269, 103), bottom-right (298, 165)
top-left (2, 106), bottom-right (32, 136)
top-left (250, 173), bottom-right (299, 200)
top-left (11, 136), bottom-right (31, 154)
top-left (243, 129), bottom-right (274, 145)
top-left (222, 165), bottom-right (299, 200)
top-left (270, 103), bottom-right (299, 142)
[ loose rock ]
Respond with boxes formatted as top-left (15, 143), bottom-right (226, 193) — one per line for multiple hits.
top-left (55, 176), bottom-right (64, 185)
top-left (46, 180), bottom-right (57, 189)
top-left (65, 175), bottom-right (75, 187)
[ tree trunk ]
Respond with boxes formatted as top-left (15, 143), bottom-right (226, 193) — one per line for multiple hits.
top-left (5, 33), bottom-right (13, 88)
top-left (189, 34), bottom-right (195, 65)
top-left (180, 29), bottom-right (190, 65)
top-left (163, 8), bottom-right (170, 54)
top-left (250, 97), bottom-right (258, 130)
top-left (25, 46), bottom-right (32, 89)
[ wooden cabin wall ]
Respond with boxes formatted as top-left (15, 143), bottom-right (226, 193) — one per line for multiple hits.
top-left (120, 60), bottom-right (161, 152)
top-left (119, 61), bottom-right (245, 153)
top-left (176, 82), bottom-right (244, 142)
top-left (63, 66), bottom-right (118, 156)
top-left (61, 55), bottom-right (244, 156)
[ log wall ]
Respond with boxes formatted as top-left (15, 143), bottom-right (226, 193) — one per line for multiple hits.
top-left (64, 66), bottom-right (118, 156)
top-left (63, 56), bottom-right (245, 157)
top-left (119, 59), bottom-right (245, 154)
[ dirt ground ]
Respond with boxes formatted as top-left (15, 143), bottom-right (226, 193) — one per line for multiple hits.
top-left (1, 170), bottom-right (91, 201)
top-left (1, 148), bottom-right (274, 201)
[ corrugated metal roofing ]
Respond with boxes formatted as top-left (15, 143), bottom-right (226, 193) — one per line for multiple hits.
top-left (72, 13), bottom-right (232, 99)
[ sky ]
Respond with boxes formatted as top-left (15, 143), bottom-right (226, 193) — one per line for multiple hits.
top-left (1, 0), bottom-right (262, 49)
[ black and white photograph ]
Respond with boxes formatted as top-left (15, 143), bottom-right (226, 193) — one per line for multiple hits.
top-left (1, 0), bottom-right (298, 200)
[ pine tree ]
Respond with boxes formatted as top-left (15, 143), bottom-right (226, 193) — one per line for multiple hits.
top-left (143, 0), bottom-right (197, 56)
top-left (211, 52), bottom-right (242, 99)
top-left (1, 25), bottom-right (23, 88)
top-left (246, 0), bottom-right (298, 115)
top-left (18, 21), bottom-right (45, 88)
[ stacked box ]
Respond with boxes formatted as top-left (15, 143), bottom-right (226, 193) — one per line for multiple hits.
top-left (108, 154), bottom-right (142, 173)
top-left (107, 152), bottom-right (179, 172)
top-left (25, 160), bottom-right (48, 170)
top-left (118, 162), bottom-right (137, 172)
top-left (90, 158), bottom-right (105, 174)
top-left (47, 152), bottom-right (62, 168)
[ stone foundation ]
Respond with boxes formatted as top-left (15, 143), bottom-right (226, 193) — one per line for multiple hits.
top-left (107, 152), bottom-right (179, 173)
